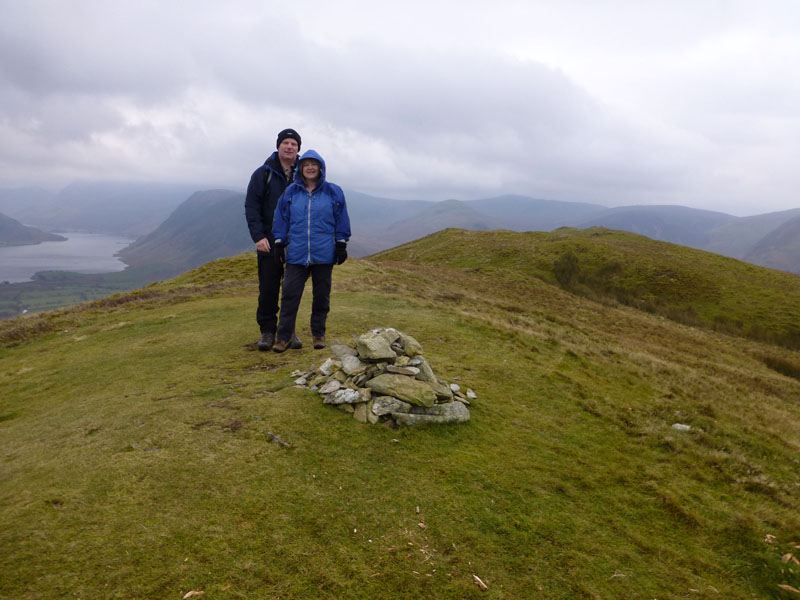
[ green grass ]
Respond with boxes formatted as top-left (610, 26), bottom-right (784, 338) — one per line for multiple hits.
top-left (0, 264), bottom-right (175, 319)
top-left (2, 233), bottom-right (800, 599)
top-left (373, 227), bottom-right (800, 348)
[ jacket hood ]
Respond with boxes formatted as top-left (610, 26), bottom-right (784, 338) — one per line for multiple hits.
top-left (294, 149), bottom-right (326, 186)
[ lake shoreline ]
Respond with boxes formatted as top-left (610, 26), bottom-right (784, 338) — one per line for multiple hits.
top-left (0, 232), bottom-right (135, 284)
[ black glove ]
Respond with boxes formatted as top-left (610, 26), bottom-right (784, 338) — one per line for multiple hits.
top-left (273, 242), bottom-right (286, 264)
top-left (334, 241), bottom-right (348, 265)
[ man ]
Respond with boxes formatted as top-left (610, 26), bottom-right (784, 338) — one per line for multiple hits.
top-left (244, 128), bottom-right (303, 351)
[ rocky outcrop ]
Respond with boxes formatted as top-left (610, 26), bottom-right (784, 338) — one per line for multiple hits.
top-left (291, 329), bottom-right (475, 427)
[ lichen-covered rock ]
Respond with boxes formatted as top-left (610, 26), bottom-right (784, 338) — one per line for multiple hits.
top-left (393, 401), bottom-right (470, 426)
top-left (366, 399), bottom-right (380, 424)
top-left (310, 374), bottom-right (330, 387)
top-left (319, 358), bottom-right (340, 376)
top-left (376, 328), bottom-right (401, 345)
top-left (330, 343), bottom-right (358, 359)
top-left (324, 388), bottom-right (360, 405)
top-left (371, 395), bottom-right (413, 416)
top-left (356, 332), bottom-right (397, 361)
top-left (387, 365), bottom-right (420, 376)
top-left (414, 357), bottom-right (437, 383)
top-left (366, 373), bottom-right (436, 408)
top-left (353, 402), bottom-right (368, 423)
top-left (400, 333), bottom-right (424, 357)
top-left (426, 378), bottom-right (453, 402)
top-left (341, 355), bottom-right (367, 376)
top-left (338, 388), bottom-right (361, 404)
top-left (318, 379), bottom-right (341, 395)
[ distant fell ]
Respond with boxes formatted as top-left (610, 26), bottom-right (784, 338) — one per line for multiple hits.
top-left (14, 181), bottom-right (198, 237)
top-left (0, 187), bottom-right (55, 223)
top-left (382, 199), bottom-right (505, 243)
top-left (5, 180), bottom-right (799, 275)
top-left (350, 192), bottom-right (800, 273)
top-left (117, 189), bottom-right (253, 275)
top-left (704, 208), bottom-right (800, 259)
top-left (349, 192), bottom-right (608, 255)
top-left (577, 204), bottom-right (736, 248)
top-left (744, 214), bottom-right (800, 274)
top-left (468, 194), bottom-right (606, 230)
top-left (0, 212), bottom-right (66, 247)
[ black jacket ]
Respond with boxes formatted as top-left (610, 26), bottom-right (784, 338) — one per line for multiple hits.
top-left (244, 152), bottom-right (296, 248)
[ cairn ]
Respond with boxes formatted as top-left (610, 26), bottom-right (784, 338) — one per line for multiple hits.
top-left (290, 328), bottom-right (475, 427)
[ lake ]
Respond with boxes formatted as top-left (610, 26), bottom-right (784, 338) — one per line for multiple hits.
top-left (0, 232), bottom-right (134, 283)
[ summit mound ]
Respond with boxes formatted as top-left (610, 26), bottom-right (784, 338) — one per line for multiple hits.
top-left (1, 228), bottom-right (799, 599)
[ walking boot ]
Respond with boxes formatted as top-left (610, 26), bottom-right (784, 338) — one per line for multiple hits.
top-left (257, 331), bottom-right (275, 351)
top-left (289, 334), bottom-right (303, 349)
top-left (272, 339), bottom-right (289, 353)
top-left (313, 335), bottom-right (326, 350)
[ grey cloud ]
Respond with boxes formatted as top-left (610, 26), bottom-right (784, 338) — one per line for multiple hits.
top-left (2, 1), bottom-right (799, 215)
top-left (0, 3), bottom-right (197, 101)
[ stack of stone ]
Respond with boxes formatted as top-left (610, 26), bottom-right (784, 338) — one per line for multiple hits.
top-left (291, 328), bottom-right (475, 427)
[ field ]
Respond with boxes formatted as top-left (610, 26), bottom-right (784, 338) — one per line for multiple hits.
top-left (2, 229), bottom-right (800, 599)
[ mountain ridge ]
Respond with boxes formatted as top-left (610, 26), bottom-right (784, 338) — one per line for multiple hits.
top-left (117, 189), bottom-right (253, 275)
top-left (3, 182), bottom-right (799, 279)
top-left (0, 211), bottom-right (66, 247)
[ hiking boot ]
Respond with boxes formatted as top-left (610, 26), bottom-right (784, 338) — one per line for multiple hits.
top-left (272, 339), bottom-right (289, 353)
top-left (257, 331), bottom-right (275, 351)
top-left (313, 335), bottom-right (326, 350)
top-left (289, 334), bottom-right (303, 349)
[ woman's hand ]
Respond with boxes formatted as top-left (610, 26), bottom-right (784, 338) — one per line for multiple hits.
top-left (335, 241), bottom-right (348, 265)
top-left (274, 242), bottom-right (286, 264)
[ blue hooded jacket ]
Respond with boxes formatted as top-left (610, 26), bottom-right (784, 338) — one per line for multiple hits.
top-left (272, 149), bottom-right (351, 265)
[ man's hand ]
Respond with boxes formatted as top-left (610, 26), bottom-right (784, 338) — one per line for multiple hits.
top-left (334, 241), bottom-right (348, 265)
top-left (255, 238), bottom-right (271, 253)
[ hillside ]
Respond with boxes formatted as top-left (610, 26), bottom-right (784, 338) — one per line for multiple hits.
top-left (745, 215), bottom-right (800, 274)
top-left (0, 212), bottom-right (66, 246)
top-left (705, 208), bottom-right (800, 260)
top-left (9, 181), bottom-right (198, 238)
top-left (381, 199), bottom-right (505, 242)
top-left (2, 229), bottom-right (800, 599)
top-left (468, 194), bottom-right (606, 230)
top-left (118, 189), bottom-right (254, 275)
top-left (577, 204), bottom-right (736, 248)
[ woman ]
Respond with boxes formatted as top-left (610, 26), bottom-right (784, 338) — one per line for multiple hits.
top-left (271, 149), bottom-right (351, 352)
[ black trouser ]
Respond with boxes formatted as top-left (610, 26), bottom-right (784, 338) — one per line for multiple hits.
top-left (276, 263), bottom-right (333, 342)
top-left (256, 250), bottom-right (284, 334)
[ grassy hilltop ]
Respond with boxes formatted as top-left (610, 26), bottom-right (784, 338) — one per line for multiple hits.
top-left (1, 228), bottom-right (800, 599)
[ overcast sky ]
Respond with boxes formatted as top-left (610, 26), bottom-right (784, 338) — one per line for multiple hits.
top-left (1, 0), bottom-right (799, 215)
